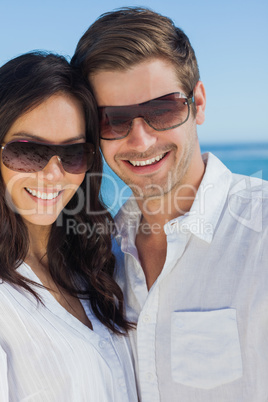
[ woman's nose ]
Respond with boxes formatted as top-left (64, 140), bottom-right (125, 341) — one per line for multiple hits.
top-left (41, 155), bottom-right (65, 180)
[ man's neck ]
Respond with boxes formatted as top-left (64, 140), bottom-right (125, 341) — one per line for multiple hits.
top-left (136, 158), bottom-right (206, 230)
top-left (133, 148), bottom-right (206, 289)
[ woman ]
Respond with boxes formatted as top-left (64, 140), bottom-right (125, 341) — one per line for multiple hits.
top-left (0, 52), bottom-right (137, 402)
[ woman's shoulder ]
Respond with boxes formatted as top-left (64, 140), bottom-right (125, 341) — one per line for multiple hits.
top-left (0, 263), bottom-right (24, 295)
top-left (0, 280), bottom-right (21, 331)
top-left (0, 280), bottom-right (41, 346)
top-left (0, 274), bottom-right (38, 317)
top-left (0, 279), bottom-right (17, 297)
top-left (0, 262), bottom-right (35, 297)
top-left (0, 279), bottom-right (24, 306)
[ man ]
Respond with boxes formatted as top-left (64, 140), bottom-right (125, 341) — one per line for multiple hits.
top-left (72, 7), bottom-right (268, 402)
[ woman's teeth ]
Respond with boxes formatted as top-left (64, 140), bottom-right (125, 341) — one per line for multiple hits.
top-left (129, 152), bottom-right (166, 167)
top-left (25, 188), bottom-right (60, 200)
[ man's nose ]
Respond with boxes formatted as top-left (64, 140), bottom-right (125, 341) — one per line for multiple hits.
top-left (125, 118), bottom-right (158, 151)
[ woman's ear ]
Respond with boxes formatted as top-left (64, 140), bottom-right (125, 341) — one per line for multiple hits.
top-left (194, 81), bottom-right (206, 125)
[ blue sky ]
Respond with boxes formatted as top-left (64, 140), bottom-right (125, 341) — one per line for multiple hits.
top-left (0, 0), bottom-right (267, 144)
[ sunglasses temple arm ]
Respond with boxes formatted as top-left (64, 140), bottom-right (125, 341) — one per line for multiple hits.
top-left (188, 96), bottom-right (194, 105)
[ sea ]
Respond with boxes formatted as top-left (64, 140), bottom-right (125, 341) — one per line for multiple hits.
top-left (100, 142), bottom-right (268, 216)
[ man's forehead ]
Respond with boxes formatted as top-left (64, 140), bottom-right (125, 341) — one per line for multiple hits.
top-left (89, 59), bottom-right (182, 107)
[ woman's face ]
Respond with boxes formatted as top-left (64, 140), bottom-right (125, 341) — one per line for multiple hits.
top-left (1, 94), bottom-right (86, 229)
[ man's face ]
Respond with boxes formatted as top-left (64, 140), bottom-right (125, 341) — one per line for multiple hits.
top-left (90, 59), bottom-right (206, 200)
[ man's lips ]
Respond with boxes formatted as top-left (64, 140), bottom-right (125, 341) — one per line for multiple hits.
top-left (127, 152), bottom-right (167, 167)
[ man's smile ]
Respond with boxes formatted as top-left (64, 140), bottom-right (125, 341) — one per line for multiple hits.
top-left (128, 152), bottom-right (167, 167)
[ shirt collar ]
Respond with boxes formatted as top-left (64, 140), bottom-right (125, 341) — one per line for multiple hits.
top-left (114, 152), bottom-right (232, 246)
top-left (114, 195), bottom-right (141, 255)
top-left (164, 153), bottom-right (232, 243)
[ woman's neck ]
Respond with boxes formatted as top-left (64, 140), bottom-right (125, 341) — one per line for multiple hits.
top-left (25, 222), bottom-right (51, 269)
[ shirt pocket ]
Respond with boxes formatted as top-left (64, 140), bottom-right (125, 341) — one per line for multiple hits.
top-left (171, 309), bottom-right (243, 389)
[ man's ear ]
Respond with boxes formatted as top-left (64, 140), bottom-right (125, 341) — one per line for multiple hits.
top-left (194, 81), bottom-right (206, 125)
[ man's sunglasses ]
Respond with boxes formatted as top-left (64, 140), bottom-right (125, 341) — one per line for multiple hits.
top-left (1, 140), bottom-right (95, 174)
top-left (98, 92), bottom-right (194, 140)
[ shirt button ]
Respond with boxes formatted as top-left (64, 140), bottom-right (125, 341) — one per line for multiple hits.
top-left (142, 314), bottom-right (151, 323)
top-left (99, 340), bottom-right (107, 348)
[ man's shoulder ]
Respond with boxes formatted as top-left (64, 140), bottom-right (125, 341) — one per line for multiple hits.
top-left (225, 173), bottom-right (268, 233)
top-left (229, 173), bottom-right (268, 200)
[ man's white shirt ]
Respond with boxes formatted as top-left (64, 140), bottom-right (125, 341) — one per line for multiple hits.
top-left (114, 152), bottom-right (268, 402)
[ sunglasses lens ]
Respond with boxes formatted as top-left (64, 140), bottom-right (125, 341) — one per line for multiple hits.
top-left (60, 143), bottom-right (95, 174)
top-left (2, 142), bottom-right (95, 174)
top-left (99, 93), bottom-right (190, 140)
top-left (99, 108), bottom-right (132, 140)
top-left (146, 97), bottom-right (189, 130)
top-left (2, 141), bottom-right (47, 172)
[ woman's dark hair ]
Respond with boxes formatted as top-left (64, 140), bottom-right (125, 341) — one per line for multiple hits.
top-left (0, 51), bottom-right (133, 334)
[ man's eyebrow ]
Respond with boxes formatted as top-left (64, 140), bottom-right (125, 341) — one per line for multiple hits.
top-left (11, 132), bottom-right (86, 143)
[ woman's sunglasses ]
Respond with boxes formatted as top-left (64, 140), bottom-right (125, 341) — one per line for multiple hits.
top-left (1, 140), bottom-right (95, 174)
top-left (98, 92), bottom-right (194, 140)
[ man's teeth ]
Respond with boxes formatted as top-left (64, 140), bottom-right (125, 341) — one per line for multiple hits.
top-left (129, 153), bottom-right (166, 167)
top-left (26, 188), bottom-right (60, 200)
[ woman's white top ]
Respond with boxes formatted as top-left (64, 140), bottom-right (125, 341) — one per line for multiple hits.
top-left (0, 263), bottom-right (138, 402)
